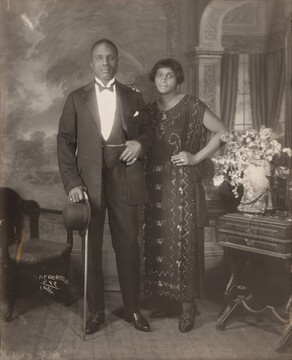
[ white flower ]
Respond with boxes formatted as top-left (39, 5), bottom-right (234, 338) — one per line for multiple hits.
top-left (275, 166), bottom-right (290, 179)
top-left (259, 126), bottom-right (272, 140)
top-left (221, 130), bottom-right (234, 142)
top-left (283, 148), bottom-right (292, 157)
top-left (212, 126), bottom-right (292, 198)
top-left (213, 175), bottom-right (225, 187)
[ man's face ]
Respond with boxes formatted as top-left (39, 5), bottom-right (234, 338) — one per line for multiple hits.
top-left (91, 42), bottom-right (119, 85)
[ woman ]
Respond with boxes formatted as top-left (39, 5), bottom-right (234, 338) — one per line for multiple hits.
top-left (143, 58), bottom-right (227, 332)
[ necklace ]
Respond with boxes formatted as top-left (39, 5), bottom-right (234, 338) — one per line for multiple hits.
top-left (161, 112), bottom-right (167, 121)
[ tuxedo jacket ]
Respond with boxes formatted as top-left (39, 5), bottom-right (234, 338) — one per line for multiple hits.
top-left (57, 80), bottom-right (152, 210)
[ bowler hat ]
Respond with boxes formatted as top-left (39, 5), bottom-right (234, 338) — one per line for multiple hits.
top-left (63, 199), bottom-right (91, 234)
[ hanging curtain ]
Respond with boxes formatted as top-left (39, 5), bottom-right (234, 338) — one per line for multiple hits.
top-left (220, 53), bottom-right (239, 130)
top-left (249, 49), bottom-right (285, 131)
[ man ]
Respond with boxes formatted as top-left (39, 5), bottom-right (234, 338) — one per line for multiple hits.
top-left (57, 39), bottom-right (152, 334)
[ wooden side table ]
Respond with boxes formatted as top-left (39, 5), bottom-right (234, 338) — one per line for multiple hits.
top-left (216, 212), bottom-right (292, 353)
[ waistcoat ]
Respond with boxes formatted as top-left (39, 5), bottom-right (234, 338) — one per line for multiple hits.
top-left (102, 104), bottom-right (127, 168)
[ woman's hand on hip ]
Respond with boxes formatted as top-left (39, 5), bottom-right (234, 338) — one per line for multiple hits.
top-left (171, 151), bottom-right (197, 166)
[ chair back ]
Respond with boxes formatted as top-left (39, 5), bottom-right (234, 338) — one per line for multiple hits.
top-left (0, 187), bottom-right (40, 245)
top-left (0, 188), bottom-right (24, 247)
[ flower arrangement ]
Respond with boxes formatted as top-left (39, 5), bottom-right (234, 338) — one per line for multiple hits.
top-left (212, 126), bottom-right (292, 198)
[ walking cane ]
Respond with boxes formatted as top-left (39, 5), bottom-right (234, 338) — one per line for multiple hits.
top-left (82, 192), bottom-right (90, 341)
top-left (63, 193), bottom-right (91, 341)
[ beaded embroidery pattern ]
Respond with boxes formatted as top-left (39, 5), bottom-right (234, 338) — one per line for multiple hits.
top-left (143, 96), bottom-right (208, 301)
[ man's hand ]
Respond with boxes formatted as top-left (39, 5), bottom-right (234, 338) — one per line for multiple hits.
top-left (69, 186), bottom-right (86, 203)
top-left (119, 140), bottom-right (142, 165)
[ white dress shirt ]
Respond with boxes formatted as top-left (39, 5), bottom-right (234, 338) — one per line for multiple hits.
top-left (94, 77), bottom-right (116, 140)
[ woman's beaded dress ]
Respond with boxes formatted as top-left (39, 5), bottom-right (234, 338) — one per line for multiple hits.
top-left (144, 95), bottom-right (209, 301)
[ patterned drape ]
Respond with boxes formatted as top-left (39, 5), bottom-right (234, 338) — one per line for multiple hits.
top-left (220, 53), bottom-right (239, 130)
top-left (249, 49), bottom-right (285, 131)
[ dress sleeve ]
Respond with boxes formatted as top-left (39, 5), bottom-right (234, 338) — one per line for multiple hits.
top-left (185, 97), bottom-right (213, 181)
top-left (184, 97), bottom-right (208, 153)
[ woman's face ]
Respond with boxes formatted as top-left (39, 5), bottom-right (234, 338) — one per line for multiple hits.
top-left (154, 67), bottom-right (178, 95)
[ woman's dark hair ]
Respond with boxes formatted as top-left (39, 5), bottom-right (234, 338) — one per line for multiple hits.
top-left (149, 58), bottom-right (184, 84)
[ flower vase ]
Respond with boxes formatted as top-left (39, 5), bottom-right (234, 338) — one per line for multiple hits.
top-left (219, 180), bottom-right (243, 213)
top-left (237, 160), bottom-right (271, 214)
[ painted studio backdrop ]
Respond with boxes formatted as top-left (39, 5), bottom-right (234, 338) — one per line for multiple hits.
top-left (1, 0), bottom-right (290, 209)
top-left (0, 0), bottom-right (291, 277)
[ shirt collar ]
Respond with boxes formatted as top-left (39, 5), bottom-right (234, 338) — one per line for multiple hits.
top-left (95, 77), bottom-right (116, 88)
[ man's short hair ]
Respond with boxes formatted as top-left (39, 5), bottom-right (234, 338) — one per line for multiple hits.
top-left (91, 39), bottom-right (119, 57)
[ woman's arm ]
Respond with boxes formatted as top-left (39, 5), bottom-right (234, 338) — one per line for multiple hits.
top-left (171, 107), bottom-right (227, 166)
top-left (192, 107), bottom-right (227, 164)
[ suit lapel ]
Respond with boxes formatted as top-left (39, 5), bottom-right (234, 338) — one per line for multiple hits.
top-left (83, 81), bottom-right (101, 133)
top-left (116, 82), bottom-right (129, 133)
top-left (83, 80), bottom-right (132, 135)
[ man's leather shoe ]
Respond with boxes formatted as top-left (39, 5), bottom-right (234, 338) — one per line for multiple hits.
top-left (124, 311), bottom-right (150, 332)
top-left (86, 312), bottom-right (105, 335)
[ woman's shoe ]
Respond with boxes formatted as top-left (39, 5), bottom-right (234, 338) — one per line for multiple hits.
top-left (178, 302), bottom-right (197, 333)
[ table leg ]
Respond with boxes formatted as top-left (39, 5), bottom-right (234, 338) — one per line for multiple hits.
top-left (276, 296), bottom-right (292, 353)
top-left (216, 273), bottom-right (252, 330)
top-left (216, 249), bottom-right (251, 330)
